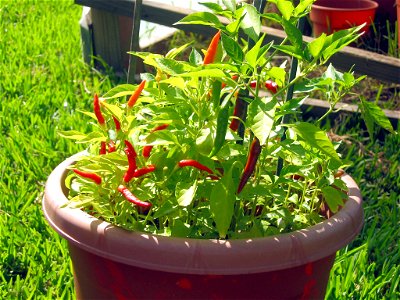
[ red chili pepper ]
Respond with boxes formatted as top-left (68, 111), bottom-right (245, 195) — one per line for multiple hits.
top-left (142, 124), bottom-right (169, 158)
top-left (203, 30), bottom-right (221, 65)
top-left (249, 80), bottom-right (257, 89)
top-left (142, 146), bottom-right (152, 158)
top-left (237, 137), bottom-right (262, 194)
top-left (265, 80), bottom-right (278, 94)
top-left (229, 97), bottom-right (245, 132)
top-left (73, 169), bottom-right (102, 185)
top-left (93, 94), bottom-right (105, 126)
top-left (99, 141), bottom-right (106, 155)
top-left (133, 165), bottom-right (156, 178)
top-left (123, 140), bottom-right (137, 183)
top-left (178, 160), bottom-right (213, 174)
top-left (108, 140), bottom-right (116, 153)
top-left (124, 140), bottom-right (137, 157)
top-left (113, 116), bottom-right (121, 131)
top-left (127, 80), bottom-right (146, 108)
top-left (118, 185), bottom-right (152, 210)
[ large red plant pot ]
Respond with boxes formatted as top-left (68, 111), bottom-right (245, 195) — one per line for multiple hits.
top-left (310, 0), bottom-right (379, 36)
top-left (43, 154), bottom-right (363, 299)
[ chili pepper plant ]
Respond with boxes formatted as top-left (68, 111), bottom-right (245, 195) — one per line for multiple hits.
top-left (61, 0), bottom-right (390, 239)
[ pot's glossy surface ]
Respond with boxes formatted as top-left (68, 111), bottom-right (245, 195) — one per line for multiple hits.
top-left (311, 0), bottom-right (379, 35)
top-left (43, 154), bottom-right (363, 299)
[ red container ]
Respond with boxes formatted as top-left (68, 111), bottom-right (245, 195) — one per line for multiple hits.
top-left (310, 0), bottom-right (379, 36)
top-left (43, 154), bottom-right (364, 299)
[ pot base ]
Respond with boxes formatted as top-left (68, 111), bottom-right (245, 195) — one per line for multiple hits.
top-left (69, 242), bottom-right (335, 299)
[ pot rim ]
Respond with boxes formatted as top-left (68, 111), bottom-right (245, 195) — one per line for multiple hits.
top-left (312, 0), bottom-right (379, 11)
top-left (43, 153), bottom-right (363, 275)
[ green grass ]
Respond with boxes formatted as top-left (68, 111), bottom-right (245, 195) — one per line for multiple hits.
top-left (0, 0), bottom-right (399, 299)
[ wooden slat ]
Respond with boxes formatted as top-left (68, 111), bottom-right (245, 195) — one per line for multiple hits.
top-left (91, 8), bottom-right (123, 69)
top-left (75, 0), bottom-right (400, 83)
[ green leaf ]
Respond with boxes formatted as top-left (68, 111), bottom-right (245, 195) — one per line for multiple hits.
top-left (67, 195), bottom-right (95, 208)
top-left (247, 98), bottom-right (276, 145)
top-left (160, 77), bottom-right (186, 90)
top-left (210, 166), bottom-right (236, 238)
top-left (154, 58), bottom-right (194, 75)
top-left (221, 33), bottom-right (244, 63)
top-left (277, 0), bottom-right (294, 20)
top-left (58, 130), bottom-right (87, 141)
top-left (323, 64), bottom-right (343, 81)
top-left (359, 97), bottom-right (394, 135)
top-left (307, 33), bottom-right (326, 59)
top-left (261, 12), bottom-right (282, 23)
top-left (273, 44), bottom-right (304, 60)
top-left (166, 42), bottom-right (193, 59)
top-left (102, 84), bottom-right (136, 99)
top-left (199, 2), bottom-right (224, 13)
top-left (294, 0), bottom-right (314, 16)
top-left (321, 25), bottom-right (363, 61)
top-left (282, 18), bottom-right (303, 49)
top-left (240, 4), bottom-right (261, 42)
top-left (153, 200), bottom-right (179, 219)
top-left (321, 186), bottom-right (345, 213)
top-left (175, 12), bottom-right (223, 28)
top-left (100, 101), bottom-right (124, 120)
top-left (223, 0), bottom-right (236, 12)
top-left (245, 34), bottom-right (265, 68)
top-left (289, 122), bottom-right (341, 165)
top-left (189, 47), bottom-right (203, 65)
top-left (76, 131), bottom-right (106, 144)
top-left (266, 66), bottom-right (286, 86)
top-left (176, 181), bottom-right (197, 207)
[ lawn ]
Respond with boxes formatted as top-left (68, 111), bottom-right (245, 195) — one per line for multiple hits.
top-left (0, 0), bottom-right (399, 299)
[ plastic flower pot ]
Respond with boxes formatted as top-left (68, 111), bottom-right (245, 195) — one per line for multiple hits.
top-left (310, 0), bottom-right (379, 36)
top-left (43, 153), bottom-right (364, 299)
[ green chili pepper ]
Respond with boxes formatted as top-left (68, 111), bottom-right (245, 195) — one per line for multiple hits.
top-left (209, 103), bottom-right (229, 157)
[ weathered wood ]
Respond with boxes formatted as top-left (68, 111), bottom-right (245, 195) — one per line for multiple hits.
top-left (91, 8), bottom-right (123, 70)
top-left (75, 0), bottom-right (400, 83)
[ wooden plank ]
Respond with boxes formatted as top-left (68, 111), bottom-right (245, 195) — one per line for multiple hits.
top-left (75, 0), bottom-right (400, 83)
top-left (91, 8), bottom-right (123, 70)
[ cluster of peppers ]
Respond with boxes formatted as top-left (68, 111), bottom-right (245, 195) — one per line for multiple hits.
top-left (73, 30), bottom-right (278, 212)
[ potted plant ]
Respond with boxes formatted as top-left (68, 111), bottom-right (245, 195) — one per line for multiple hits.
top-left (310, 0), bottom-right (379, 36)
top-left (43, 0), bottom-right (392, 299)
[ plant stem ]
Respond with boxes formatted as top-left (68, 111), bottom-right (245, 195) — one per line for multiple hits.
top-left (276, 17), bottom-right (306, 176)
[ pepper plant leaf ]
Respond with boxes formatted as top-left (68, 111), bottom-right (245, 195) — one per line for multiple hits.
top-left (247, 97), bottom-right (276, 145)
top-left (281, 18), bottom-right (303, 49)
top-left (276, 0), bottom-right (294, 20)
top-left (174, 12), bottom-right (223, 29)
top-left (221, 33), bottom-right (244, 64)
top-left (321, 186), bottom-right (345, 213)
top-left (359, 97), bottom-right (394, 135)
top-left (240, 4), bottom-right (261, 42)
top-left (102, 84), bottom-right (137, 99)
top-left (289, 122), bottom-right (341, 165)
top-left (176, 181), bottom-right (197, 207)
top-left (58, 130), bottom-right (87, 141)
top-left (210, 164), bottom-right (237, 238)
top-left (222, 0), bottom-right (236, 12)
